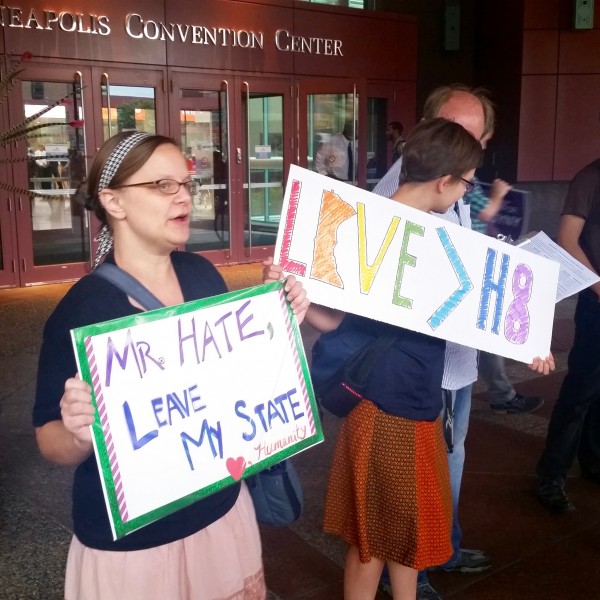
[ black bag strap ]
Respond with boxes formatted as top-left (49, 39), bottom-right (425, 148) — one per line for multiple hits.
top-left (92, 263), bottom-right (165, 311)
top-left (343, 333), bottom-right (398, 388)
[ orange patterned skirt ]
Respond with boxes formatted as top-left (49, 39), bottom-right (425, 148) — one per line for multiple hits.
top-left (323, 400), bottom-right (452, 570)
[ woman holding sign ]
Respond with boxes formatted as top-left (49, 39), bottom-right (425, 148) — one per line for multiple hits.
top-left (33, 132), bottom-right (308, 600)
top-left (266, 118), bottom-right (482, 600)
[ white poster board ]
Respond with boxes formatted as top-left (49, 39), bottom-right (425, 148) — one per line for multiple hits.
top-left (71, 281), bottom-right (322, 539)
top-left (274, 166), bottom-right (560, 363)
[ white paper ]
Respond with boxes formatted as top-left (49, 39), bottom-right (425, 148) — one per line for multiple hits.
top-left (518, 231), bottom-right (600, 302)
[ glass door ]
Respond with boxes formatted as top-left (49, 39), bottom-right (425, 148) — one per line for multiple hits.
top-left (0, 123), bottom-right (17, 287)
top-left (169, 73), bottom-right (232, 264)
top-left (298, 79), bottom-right (360, 186)
top-left (366, 82), bottom-right (415, 192)
top-left (5, 63), bottom-right (168, 285)
top-left (239, 78), bottom-right (292, 261)
top-left (7, 62), bottom-right (93, 286)
top-left (170, 72), bottom-right (293, 264)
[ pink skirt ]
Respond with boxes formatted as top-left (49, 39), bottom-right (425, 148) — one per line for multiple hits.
top-left (65, 483), bottom-right (266, 600)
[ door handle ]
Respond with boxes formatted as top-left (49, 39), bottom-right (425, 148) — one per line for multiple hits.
top-left (236, 148), bottom-right (242, 163)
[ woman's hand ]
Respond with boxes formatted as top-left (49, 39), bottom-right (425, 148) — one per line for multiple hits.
top-left (263, 257), bottom-right (310, 324)
top-left (262, 256), bottom-right (285, 283)
top-left (60, 376), bottom-right (95, 448)
top-left (283, 275), bottom-right (310, 324)
top-left (36, 376), bottom-right (96, 465)
top-left (528, 353), bottom-right (555, 375)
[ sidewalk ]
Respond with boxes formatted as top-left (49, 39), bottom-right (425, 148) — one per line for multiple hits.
top-left (1, 265), bottom-right (598, 599)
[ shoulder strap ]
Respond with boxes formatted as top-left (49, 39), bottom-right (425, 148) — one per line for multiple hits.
top-left (93, 263), bottom-right (165, 311)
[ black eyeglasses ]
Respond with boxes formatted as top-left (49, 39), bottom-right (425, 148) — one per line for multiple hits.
top-left (460, 177), bottom-right (477, 194)
top-left (115, 179), bottom-right (199, 196)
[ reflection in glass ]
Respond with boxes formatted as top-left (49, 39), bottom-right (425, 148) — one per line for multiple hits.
top-left (307, 92), bottom-right (357, 183)
top-left (298, 0), bottom-right (365, 7)
top-left (366, 97), bottom-right (389, 191)
top-left (180, 89), bottom-right (230, 253)
top-left (243, 93), bottom-right (284, 249)
top-left (101, 84), bottom-right (156, 138)
top-left (24, 81), bottom-right (88, 266)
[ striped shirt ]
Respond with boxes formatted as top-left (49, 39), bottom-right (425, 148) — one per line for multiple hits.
top-left (373, 159), bottom-right (479, 391)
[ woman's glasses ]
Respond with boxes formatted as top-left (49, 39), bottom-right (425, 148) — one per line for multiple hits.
top-left (116, 179), bottom-right (200, 195)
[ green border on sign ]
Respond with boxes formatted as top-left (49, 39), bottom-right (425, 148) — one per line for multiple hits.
top-left (71, 280), bottom-right (323, 539)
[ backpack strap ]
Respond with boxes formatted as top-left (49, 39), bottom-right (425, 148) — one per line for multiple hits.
top-left (92, 263), bottom-right (165, 311)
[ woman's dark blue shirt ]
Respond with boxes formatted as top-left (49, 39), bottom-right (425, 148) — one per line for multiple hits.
top-left (33, 252), bottom-right (240, 551)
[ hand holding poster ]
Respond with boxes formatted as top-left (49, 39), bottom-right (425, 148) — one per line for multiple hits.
top-left (274, 166), bottom-right (560, 364)
top-left (71, 280), bottom-right (322, 540)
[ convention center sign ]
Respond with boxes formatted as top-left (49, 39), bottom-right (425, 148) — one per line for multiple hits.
top-left (274, 166), bottom-right (560, 364)
top-left (71, 281), bottom-right (322, 540)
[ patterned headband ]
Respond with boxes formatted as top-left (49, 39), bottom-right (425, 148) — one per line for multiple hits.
top-left (92, 131), bottom-right (150, 269)
top-left (97, 131), bottom-right (150, 193)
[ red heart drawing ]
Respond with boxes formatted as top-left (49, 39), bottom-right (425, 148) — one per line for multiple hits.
top-left (226, 456), bottom-right (247, 481)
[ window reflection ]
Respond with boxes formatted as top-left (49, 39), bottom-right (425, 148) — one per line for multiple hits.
top-left (24, 80), bottom-right (88, 266)
top-left (308, 92), bottom-right (357, 183)
top-left (244, 94), bottom-right (284, 249)
top-left (101, 85), bottom-right (156, 137)
top-left (366, 97), bottom-right (389, 191)
top-left (180, 89), bottom-right (230, 252)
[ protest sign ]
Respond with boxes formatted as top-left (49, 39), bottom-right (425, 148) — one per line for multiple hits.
top-left (274, 166), bottom-right (560, 363)
top-left (71, 280), bottom-right (322, 540)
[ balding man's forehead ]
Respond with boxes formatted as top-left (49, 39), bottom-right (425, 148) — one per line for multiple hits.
top-left (437, 93), bottom-right (485, 140)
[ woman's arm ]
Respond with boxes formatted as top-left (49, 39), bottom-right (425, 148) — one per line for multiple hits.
top-left (35, 376), bottom-right (95, 466)
top-left (262, 258), bottom-right (345, 332)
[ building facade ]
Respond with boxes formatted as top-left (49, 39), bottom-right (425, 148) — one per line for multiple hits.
top-left (0, 0), bottom-right (417, 287)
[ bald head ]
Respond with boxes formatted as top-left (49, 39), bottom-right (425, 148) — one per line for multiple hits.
top-left (437, 91), bottom-right (485, 140)
top-left (422, 85), bottom-right (494, 142)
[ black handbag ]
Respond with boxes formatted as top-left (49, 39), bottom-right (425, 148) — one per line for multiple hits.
top-left (92, 261), bottom-right (304, 526)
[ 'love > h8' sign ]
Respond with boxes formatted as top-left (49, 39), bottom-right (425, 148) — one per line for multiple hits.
top-left (274, 166), bottom-right (559, 363)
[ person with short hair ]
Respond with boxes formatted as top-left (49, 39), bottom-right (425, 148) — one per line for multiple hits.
top-left (386, 121), bottom-right (405, 164)
top-left (267, 117), bottom-right (485, 600)
top-left (375, 86), bottom-right (493, 600)
top-left (374, 84), bottom-right (553, 600)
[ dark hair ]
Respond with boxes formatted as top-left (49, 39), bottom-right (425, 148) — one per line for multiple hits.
top-left (423, 84), bottom-right (496, 139)
top-left (82, 132), bottom-right (178, 224)
top-left (399, 118), bottom-right (482, 185)
top-left (388, 121), bottom-right (404, 135)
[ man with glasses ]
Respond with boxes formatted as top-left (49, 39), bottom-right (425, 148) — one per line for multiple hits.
top-left (374, 84), bottom-right (494, 600)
